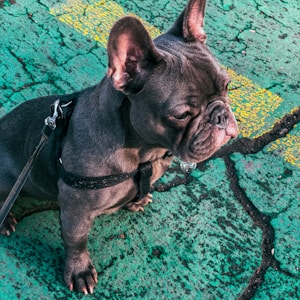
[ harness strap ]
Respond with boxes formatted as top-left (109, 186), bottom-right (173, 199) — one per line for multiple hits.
top-left (59, 160), bottom-right (153, 200)
top-left (59, 164), bottom-right (138, 190)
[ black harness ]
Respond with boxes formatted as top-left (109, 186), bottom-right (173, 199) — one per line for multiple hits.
top-left (59, 160), bottom-right (153, 199)
top-left (0, 98), bottom-right (172, 226)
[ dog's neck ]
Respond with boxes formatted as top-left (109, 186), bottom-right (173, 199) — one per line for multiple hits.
top-left (62, 77), bottom-right (167, 176)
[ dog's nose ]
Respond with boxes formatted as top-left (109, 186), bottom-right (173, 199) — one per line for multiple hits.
top-left (207, 101), bottom-right (228, 129)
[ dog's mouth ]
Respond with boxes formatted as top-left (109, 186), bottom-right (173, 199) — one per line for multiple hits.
top-left (176, 101), bottom-right (238, 163)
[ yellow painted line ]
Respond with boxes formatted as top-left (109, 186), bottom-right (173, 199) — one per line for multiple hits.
top-left (269, 123), bottom-right (299, 167)
top-left (49, 0), bottom-right (160, 46)
top-left (50, 0), bottom-right (299, 167)
top-left (226, 68), bottom-right (283, 138)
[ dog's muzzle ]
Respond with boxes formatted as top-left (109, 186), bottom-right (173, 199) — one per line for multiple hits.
top-left (185, 99), bottom-right (237, 161)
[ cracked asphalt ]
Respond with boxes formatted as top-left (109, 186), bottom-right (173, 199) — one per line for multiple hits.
top-left (0, 0), bottom-right (299, 299)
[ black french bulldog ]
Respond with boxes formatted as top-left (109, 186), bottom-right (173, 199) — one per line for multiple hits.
top-left (0, 0), bottom-right (238, 294)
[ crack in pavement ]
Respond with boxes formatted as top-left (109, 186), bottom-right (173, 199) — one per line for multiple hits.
top-left (156, 107), bottom-right (300, 299)
top-left (253, 0), bottom-right (290, 29)
top-left (210, 107), bottom-right (300, 158)
top-left (225, 154), bottom-right (300, 300)
top-left (223, 108), bottom-right (300, 299)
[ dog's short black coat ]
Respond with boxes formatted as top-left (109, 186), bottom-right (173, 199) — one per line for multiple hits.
top-left (0, 0), bottom-right (238, 294)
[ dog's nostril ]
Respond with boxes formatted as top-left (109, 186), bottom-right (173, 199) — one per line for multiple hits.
top-left (209, 106), bottom-right (228, 128)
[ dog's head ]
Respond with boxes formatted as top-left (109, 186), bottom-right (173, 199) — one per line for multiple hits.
top-left (107, 0), bottom-right (238, 162)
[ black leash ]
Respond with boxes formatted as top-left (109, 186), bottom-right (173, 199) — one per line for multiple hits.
top-left (0, 99), bottom-right (73, 227)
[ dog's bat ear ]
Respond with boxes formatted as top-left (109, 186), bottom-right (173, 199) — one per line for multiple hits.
top-left (168, 0), bottom-right (207, 43)
top-left (107, 16), bottom-right (163, 94)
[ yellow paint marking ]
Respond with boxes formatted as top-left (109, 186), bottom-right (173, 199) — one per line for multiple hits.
top-left (50, 0), bottom-right (299, 167)
top-left (50, 0), bottom-right (160, 47)
top-left (270, 133), bottom-right (300, 166)
top-left (226, 68), bottom-right (283, 138)
top-left (269, 123), bottom-right (299, 167)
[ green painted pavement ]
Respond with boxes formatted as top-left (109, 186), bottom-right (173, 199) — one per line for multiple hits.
top-left (0, 0), bottom-right (299, 299)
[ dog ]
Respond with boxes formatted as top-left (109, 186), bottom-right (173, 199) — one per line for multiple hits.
top-left (0, 0), bottom-right (238, 294)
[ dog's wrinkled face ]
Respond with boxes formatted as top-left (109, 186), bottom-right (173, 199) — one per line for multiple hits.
top-left (128, 41), bottom-right (238, 162)
top-left (107, 0), bottom-right (238, 163)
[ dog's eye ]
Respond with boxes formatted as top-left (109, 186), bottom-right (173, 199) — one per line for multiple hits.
top-left (174, 112), bottom-right (189, 120)
top-left (225, 81), bottom-right (231, 91)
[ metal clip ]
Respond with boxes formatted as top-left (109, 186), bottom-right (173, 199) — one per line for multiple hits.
top-left (44, 99), bottom-right (62, 130)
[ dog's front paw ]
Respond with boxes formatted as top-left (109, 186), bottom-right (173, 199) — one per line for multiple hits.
top-left (0, 213), bottom-right (17, 236)
top-left (64, 252), bottom-right (98, 294)
top-left (125, 193), bottom-right (153, 212)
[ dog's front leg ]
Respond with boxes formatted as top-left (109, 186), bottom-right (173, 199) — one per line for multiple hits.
top-left (59, 194), bottom-right (98, 294)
